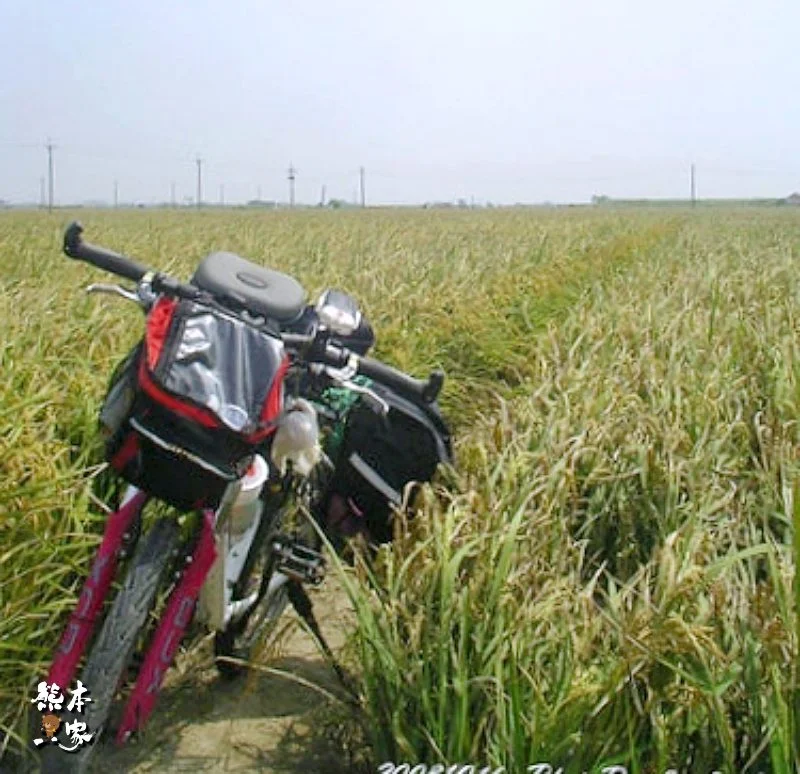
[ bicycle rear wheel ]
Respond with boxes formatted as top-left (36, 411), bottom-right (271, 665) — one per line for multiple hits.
top-left (213, 504), bottom-right (290, 678)
top-left (40, 517), bottom-right (181, 774)
top-left (214, 470), bottom-right (327, 679)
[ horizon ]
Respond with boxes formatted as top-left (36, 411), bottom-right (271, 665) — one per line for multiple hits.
top-left (4, 193), bottom-right (800, 210)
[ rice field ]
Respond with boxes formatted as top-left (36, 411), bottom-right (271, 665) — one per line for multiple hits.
top-left (1, 207), bottom-right (800, 772)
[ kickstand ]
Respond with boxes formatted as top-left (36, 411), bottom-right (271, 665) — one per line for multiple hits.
top-left (286, 581), bottom-right (360, 705)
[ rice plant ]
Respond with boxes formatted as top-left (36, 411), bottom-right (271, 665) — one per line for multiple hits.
top-left (2, 207), bottom-right (800, 772)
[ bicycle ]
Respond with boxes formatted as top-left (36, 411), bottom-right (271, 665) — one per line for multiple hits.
top-left (35, 222), bottom-right (446, 772)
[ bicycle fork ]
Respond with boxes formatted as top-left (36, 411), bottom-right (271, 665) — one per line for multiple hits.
top-left (47, 488), bottom-right (148, 691)
top-left (115, 509), bottom-right (218, 744)
top-left (45, 496), bottom-right (218, 747)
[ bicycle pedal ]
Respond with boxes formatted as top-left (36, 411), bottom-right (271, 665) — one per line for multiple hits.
top-left (272, 538), bottom-right (326, 585)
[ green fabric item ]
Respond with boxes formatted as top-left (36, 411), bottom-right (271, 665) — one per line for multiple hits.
top-left (314, 376), bottom-right (372, 461)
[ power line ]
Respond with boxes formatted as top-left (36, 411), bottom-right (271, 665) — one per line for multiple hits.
top-left (0, 140), bottom-right (41, 149)
top-left (3, 139), bottom-right (796, 206)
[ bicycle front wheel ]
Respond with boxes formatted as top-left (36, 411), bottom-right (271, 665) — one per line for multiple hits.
top-left (41, 516), bottom-right (181, 774)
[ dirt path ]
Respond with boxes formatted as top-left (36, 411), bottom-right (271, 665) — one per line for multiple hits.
top-left (88, 578), bottom-right (360, 773)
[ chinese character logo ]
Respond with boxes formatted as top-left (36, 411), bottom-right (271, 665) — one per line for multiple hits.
top-left (31, 681), bottom-right (64, 713)
top-left (59, 719), bottom-right (94, 752)
top-left (31, 680), bottom-right (94, 752)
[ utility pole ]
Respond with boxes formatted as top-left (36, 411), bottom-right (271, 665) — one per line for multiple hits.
top-left (196, 157), bottom-right (203, 209)
top-left (690, 163), bottom-right (696, 208)
top-left (359, 166), bottom-right (366, 208)
top-left (320, 184), bottom-right (326, 207)
top-left (114, 180), bottom-right (119, 209)
top-left (287, 163), bottom-right (296, 207)
top-left (170, 182), bottom-right (176, 208)
top-left (45, 139), bottom-right (55, 212)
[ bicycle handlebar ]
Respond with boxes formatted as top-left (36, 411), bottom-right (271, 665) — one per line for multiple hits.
top-left (281, 333), bottom-right (443, 403)
top-left (64, 221), bottom-right (202, 301)
top-left (63, 222), bottom-right (444, 404)
top-left (359, 356), bottom-right (444, 404)
top-left (64, 222), bottom-right (150, 283)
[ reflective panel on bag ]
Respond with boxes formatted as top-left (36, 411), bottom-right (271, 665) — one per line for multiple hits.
top-left (143, 299), bottom-right (287, 439)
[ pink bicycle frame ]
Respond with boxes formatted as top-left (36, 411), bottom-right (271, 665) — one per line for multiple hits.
top-left (115, 508), bottom-right (217, 744)
top-left (47, 489), bottom-right (148, 692)
top-left (47, 494), bottom-right (219, 746)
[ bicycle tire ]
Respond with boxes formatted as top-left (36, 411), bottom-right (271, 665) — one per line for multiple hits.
top-left (40, 517), bottom-right (181, 774)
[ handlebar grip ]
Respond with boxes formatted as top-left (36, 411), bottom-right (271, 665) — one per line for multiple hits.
top-left (64, 221), bottom-right (149, 283)
top-left (357, 357), bottom-right (444, 404)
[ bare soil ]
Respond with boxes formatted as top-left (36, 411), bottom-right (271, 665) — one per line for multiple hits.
top-left (87, 578), bottom-right (361, 773)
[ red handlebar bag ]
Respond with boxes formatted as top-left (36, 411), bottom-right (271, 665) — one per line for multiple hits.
top-left (100, 297), bottom-right (288, 511)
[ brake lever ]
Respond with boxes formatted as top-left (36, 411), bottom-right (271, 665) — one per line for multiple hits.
top-left (321, 353), bottom-right (359, 382)
top-left (350, 382), bottom-right (390, 416)
top-left (85, 283), bottom-right (141, 304)
top-left (86, 272), bottom-right (157, 308)
top-left (309, 362), bottom-right (390, 415)
top-left (333, 374), bottom-right (390, 416)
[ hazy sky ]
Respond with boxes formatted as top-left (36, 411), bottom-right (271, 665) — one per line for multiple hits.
top-left (2, 0), bottom-right (800, 205)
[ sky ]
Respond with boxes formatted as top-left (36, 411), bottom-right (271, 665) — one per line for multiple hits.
top-left (2, 0), bottom-right (800, 206)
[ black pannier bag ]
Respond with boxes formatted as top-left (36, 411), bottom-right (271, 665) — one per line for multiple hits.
top-left (99, 296), bottom-right (288, 511)
top-left (322, 382), bottom-right (452, 544)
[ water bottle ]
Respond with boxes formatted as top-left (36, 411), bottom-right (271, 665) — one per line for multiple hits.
top-left (228, 453), bottom-right (268, 535)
